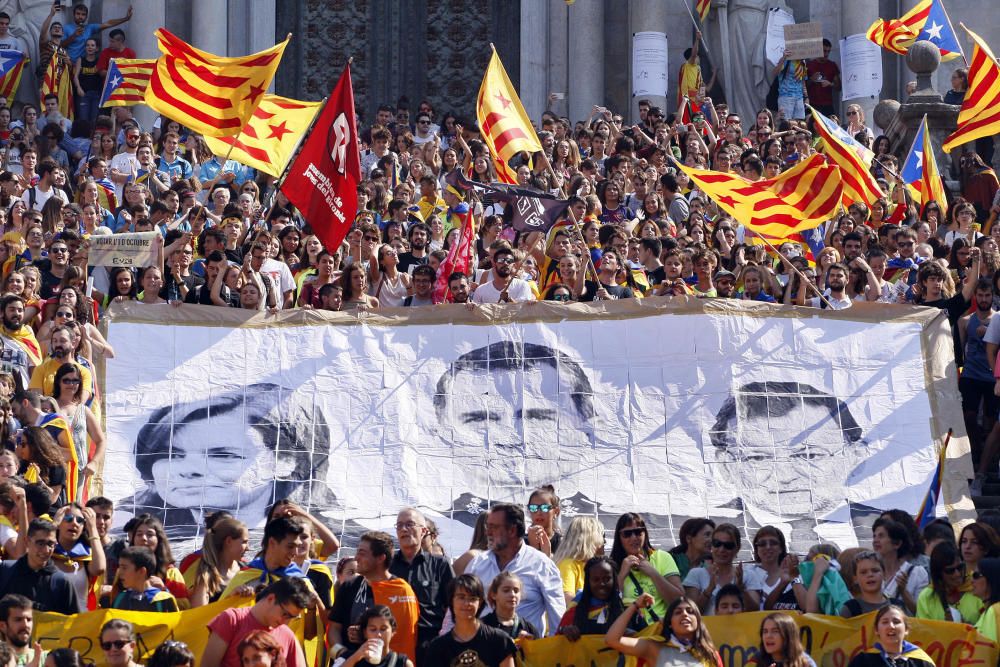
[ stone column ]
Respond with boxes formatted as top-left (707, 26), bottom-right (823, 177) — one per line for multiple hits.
top-left (520, 0), bottom-right (549, 122)
top-left (548, 0), bottom-right (569, 119)
top-left (129, 0), bottom-right (166, 129)
top-left (629, 0), bottom-right (670, 121)
top-left (840, 0), bottom-right (879, 124)
top-left (567, 0), bottom-right (604, 124)
top-left (193, 0), bottom-right (228, 53)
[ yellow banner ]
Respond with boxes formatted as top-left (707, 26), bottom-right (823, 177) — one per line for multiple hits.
top-left (35, 598), bottom-right (327, 667)
top-left (519, 611), bottom-right (998, 667)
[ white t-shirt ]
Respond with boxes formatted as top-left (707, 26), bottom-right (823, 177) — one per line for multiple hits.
top-left (109, 150), bottom-right (140, 201)
top-left (807, 290), bottom-right (853, 310)
top-left (20, 184), bottom-right (68, 212)
top-left (683, 566), bottom-right (765, 615)
top-left (882, 560), bottom-right (928, 603)
top-left (471, 277), bottom-right (536, 304)
top-left (260, 258), bottom-right (296, 303)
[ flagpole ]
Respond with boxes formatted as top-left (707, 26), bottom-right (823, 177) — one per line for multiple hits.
top-left (678, 0), bottom-right (712, 57)
top-left (759, 233), bottom-right (836, 309)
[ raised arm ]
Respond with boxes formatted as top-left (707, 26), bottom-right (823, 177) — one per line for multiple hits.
top-left (99, 5), bottom-right (133, 30)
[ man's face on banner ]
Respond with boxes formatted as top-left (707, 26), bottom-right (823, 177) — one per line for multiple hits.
top-left (711, 384), bottom-right (864, 520)
top-left (447, 363), bottom-right (585, 446)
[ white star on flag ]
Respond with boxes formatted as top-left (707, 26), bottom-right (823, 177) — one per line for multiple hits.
top-left (110, 74), bottom-right (122, 89)
top-left (915, 150), bottom-right (923, 170)
top-left (926, 21), bottom-right (944, 40)
top-left (0, 53), bottom-right (9, 72)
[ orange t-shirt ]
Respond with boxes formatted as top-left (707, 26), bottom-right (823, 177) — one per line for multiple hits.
top-left (372, 578), bottom-right (419, 662)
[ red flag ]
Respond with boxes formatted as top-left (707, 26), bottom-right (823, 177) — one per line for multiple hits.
top-left (433, 207), bottom-right (475, 303)
top-left (280, 64), bottom-right (360, 253)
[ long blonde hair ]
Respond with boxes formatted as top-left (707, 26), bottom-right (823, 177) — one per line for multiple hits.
top-left (195, 517), bottom-right (247, 597)
top-left (553, 516), bottom-right (605, 563)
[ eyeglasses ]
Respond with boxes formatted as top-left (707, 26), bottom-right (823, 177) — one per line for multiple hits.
top-left (552, 293), bottom-right (572, 302)
top-left (278, 603), bottom-right (301, 621)
top-left (50, 247), bottom-right (68, 254)
top-left (62, 514), bottom-right (85, 524)
top-left (712, 539), bottom-right (737, 550)
top-left (418, 120), bottom-right (431, 125)
top-left (847, 110), bottom-right (859, 116)
top-left (395, 521), bottom-right (423, 531)
top-left (363, 235), bottom-right (379, 242)
top-left (60, 378), bottom-right (81, 385)
top-left (943, 563), bottom-right (965, 575)
top-left (972, 570), bottom-right (986, 580)
top-left (56, 310), bottom-right (74, 318)
top-left (620, 528), bottom-right (645, 539)
top-left (101, 640), bottom-right (130, 651)
top-left (527, 503), bottom-right (553, 513)
top-left (495, 257), bottom-right (516, 265)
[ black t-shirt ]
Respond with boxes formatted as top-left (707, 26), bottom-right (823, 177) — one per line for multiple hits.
top-left (159, 273), bottom-right (204, 301)
top-left (426, 624), bottom-right (517, 667)
top-left (481, 611), bottom-right (539, 639)
top-left (328, 575), bottom-right (372, 655)
top-left (645, 265), bottom-right (666, 286)
top-left (580, 280), bottom-right (632, 302)
top-left (36, 261), bottom-right (61, 300)
top-left (397, 252), bottom-right (428, 275)
top-left (924, 293), bottom-right (971, 326)
top-left (183, 283), bottom-right (237, 307)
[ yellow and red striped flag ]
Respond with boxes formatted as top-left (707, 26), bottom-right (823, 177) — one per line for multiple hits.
top-left (809, 106), bottom-right (885, 207)
top-left (0, 50), bottom-right (27, 107)
top-left (678, 153), bottom-right (844, 237)
top-left (867, 1), bottom-right (929, 54)
top-left (943, 26), bottom-right (1000, 152)
top-left (204, 95), bottom-right (320, 178)
top-left (145, 28), bottom-right (288, 138)
top-left (477, 47), bottom-right (542, 184)
top-left (695, 0), bottom-right (711, 22)
top-left (98, 58), bottom-right (154, 107)
top-left (40, 49), bottom-right (73, 120)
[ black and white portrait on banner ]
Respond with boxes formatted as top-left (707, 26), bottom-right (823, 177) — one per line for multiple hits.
top-left (102, 306), bottom-right (954, 555)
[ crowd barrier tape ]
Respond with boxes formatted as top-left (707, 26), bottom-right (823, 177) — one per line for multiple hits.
top-left (518, 611), bottom-right (999, 667)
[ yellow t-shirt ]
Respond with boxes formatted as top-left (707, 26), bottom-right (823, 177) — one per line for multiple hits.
top-left (29, 358), bottom-right (93, 399)
top-left (678, 62), bottom-right (703, 106)
top-left (558, 558), bottom-right (585, 602)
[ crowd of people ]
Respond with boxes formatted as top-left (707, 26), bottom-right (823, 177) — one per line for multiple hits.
top-left (0, 2), bottom-right (996, 667)
top-left (0, 489), bottom-right (999, 667)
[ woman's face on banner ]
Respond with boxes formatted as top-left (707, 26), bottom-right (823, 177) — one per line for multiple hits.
top-left (150, 414), bottom-right (283, 510)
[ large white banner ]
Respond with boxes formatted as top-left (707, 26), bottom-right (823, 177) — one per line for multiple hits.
top-left (101, 301), bottom-right (971, 556)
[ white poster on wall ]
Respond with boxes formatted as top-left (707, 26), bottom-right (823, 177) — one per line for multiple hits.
top-left (632, 31), bottom-right (668, 99)
top-left (766, 8), bottom-right (796, 65)
top-left (100, 302), bottom-right (961, 557)
top-left (841, 33), bottom-right (883, 100)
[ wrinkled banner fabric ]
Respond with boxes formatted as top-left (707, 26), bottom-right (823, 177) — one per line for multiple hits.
top-left (99, 299), bottom-right (973, 556)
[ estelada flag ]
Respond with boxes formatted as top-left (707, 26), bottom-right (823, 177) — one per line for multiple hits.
top-left (432, 207), bottom-right (475, 304)
top-left (477, 47), bottom-right (542, 184)
top-left (943, 26), bottom-right (1000, 152)
top-left (0, 49), bottom-right (27, 107)
top-left (145, 28), bottom-right (287, 137)
top-left (281, 63), bottom-right (360, 253)
top-left (98, 58), bottom-right (154, 107)
top-left (204, 95), bottom-right (321, 178)
top-left (678, 153), bottom-right (844, 237)
top-left (866, 1), bottom-right (929, 55)
top-left (901, 115), bottom-right (949, 219)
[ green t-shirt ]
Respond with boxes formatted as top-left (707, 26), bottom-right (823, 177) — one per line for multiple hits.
top-left (976, 602), bottom-right (999, 642)
top-left (621, 549), bottom-right (681, 622)
top-left (915, 586), bottom-right (982, 624)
